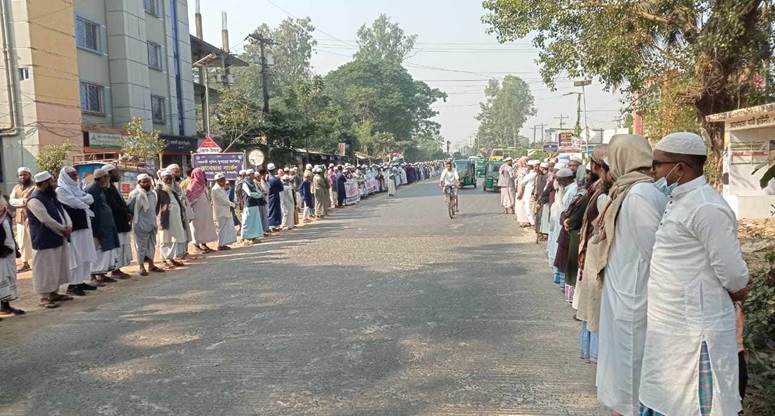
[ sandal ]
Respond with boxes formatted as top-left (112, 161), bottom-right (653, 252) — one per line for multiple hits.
top-left (148, 266), bottom-right (165, 273)
top-left (50, 294), bottom-right (74, 302)
top-left (0, 307), bottom-right (25, 316)
top-left (170, 260), bottom-right (186, 267)
top-left (39, 300), bottom-right (59, 309)
top-left (139, 269), bottom-right (149, 276)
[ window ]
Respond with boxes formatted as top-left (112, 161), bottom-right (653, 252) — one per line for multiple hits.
top-left (147, 41), bottom-right (162, 70)
top-left (75, 16), bottom-right (101, 53)
top-left (80, 82), bottom-right (104, 114)
top-left (19, 68), bottom-right (29, 81)
top-left (151, 95), bottom-right (165, 123)
top-left (144, 0), bottom-right (158, 15)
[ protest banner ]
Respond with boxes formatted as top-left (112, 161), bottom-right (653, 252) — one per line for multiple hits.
top-left (192, 153), bottom-right (244, 180)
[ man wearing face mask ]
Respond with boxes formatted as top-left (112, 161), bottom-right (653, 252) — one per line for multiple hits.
top-left (9, 167), bottom-right (35, 272)
top-left (639, 132), bottom-right (750, 416)
top-left (589, 134), bottom-right (667, 416)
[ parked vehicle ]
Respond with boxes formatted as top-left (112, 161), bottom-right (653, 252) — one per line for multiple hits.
top-left (453, 159), bottom-right (477, 188)
top-left (483, 161), bottom-right (504, 192)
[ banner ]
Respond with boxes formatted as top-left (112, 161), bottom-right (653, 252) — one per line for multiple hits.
top-left (338, 142), bottom-right (346, 156)
top-left (344, 180), bottom-right (361, 205)
top-left (192, 153), bottom-right (244, 180)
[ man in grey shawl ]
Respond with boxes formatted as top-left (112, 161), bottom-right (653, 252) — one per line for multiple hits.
top-left (56, 166), bottom-right (98, 296)
top-left (156, 170), bottom-right (187, 268)
top-left (127, 174), bottom-right (163, 276)
top-left (85, 169), bottom-right (120, 284)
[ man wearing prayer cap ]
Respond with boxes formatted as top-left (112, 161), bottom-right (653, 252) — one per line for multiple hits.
top-left (165, 164), bottom-right (193, 261)
top-left (56, 166), bottom-right (98, 296)
top-left (156, 169), bottom-right (188, 267)
top-left (84, 169), bottom-right (120, 284)
top-left (533, 161), bottom-right (550, 239)
top-left (265, 163), bottom-right (283, 230)
top-left (25, 171), bottom-right (73, 308)
top-left (312, 166), bottom-right (327, 219)
top-left (103, 165), bottom-right (133, 278)
top-left (547, 167), bottom-right (575, 291)
top-left (639, 132), bottom-right (750, 416)
top-left (238, 169), bottom-right (264, 244)
top-left (518, 159), bottom-right (540, 227)
top-left (211, 173), bottom-right (237, 250)
top-left (10, 166), bottom-right (36, 272)
top-left (279, 174), bottom-right (295, 230)
top-left (127, 173), bottom-right (161, 275)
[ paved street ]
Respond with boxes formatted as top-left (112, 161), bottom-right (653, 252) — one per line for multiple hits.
top-left (0, 181), bottom-right (604, 415)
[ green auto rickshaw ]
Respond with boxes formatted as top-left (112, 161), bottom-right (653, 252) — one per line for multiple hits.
top-left (453, 159), bottom-right (477, 188)
top-left (474, 158), bottom-right (486, 176)
top-left (483, 160), bottom-right (504, 192)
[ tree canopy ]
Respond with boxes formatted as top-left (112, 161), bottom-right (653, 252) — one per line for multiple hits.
top-left (475, 75), bottom-right (536, 149)
top-left (354, 14), bottom-right (418, 64)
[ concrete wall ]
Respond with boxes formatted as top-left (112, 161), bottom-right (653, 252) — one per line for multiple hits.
top-left (724, 126), bottom-right (775, 219)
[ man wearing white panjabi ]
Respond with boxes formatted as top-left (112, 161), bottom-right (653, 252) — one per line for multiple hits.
top-left (127, 174), bottom-right (162, 276)
top-left (211, 173), bottom-right (237, 250)
top-left (518, 160), bottom-right (539, 226)
top-left (587, 134), bottom-right (667, 416)
top-left (9, 167), bottom-right (35, 272)
top-left (156, 170), bottom-right (187, 268)
top-left (280, 175), bottom-right (296, 230)
top-left (639, 132), bottom-right (750, 416)
top-left (56, 166), bottom-right (98, 297)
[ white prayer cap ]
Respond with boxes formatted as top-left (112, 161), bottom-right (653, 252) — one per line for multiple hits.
top-left (305, 164), bottom-right (313, 170)
top-left (569, 155), bottom-right (583, 163)
top-left (555, 162), bottom-right (568, 170)
top-left (603, 157), bottom-right (610, 166)
top-left (290, 167), bottom-right (298, 171)
top-left (528, 159), bottom-right (540, 165)
top-left (329, 163), bottom-right (334, 168)
top-left (267, 163), bottom-right (276, 170)
top-left (137, 173), bottom-right (151, 181)
top-left (92, 169), bottom-right (108, 179)
top-left (238, 169), bottom-right (247, 175)
top-left (556, 168), bottom-right (574, 178)
top-left (214, 173), bottom-right (226, 180)
top-left (167, 164), bottom-right (180, 170)
top-left (540, 162), bottom-right (549, 168)
top-left (102, 164), bottom-right (116, 172)
top-left (281, 175), bottom-right (290, 181)
top-left (246, 169), bottom-right (255, 175)
top-left (34, 171), bottom-right (52, 183)
top-left (159, 169), bottom-right (172, 177)
top-left (64, 166), bottom-right (76, 173)
top-left (655, 132), bottom-right (707, 156)
top-left (504, 157), bottom-right (513, 162)
top-left (17, 167), bottom-right (31, 175)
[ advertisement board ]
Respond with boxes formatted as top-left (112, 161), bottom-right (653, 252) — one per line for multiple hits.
top-left (192, 153), bottom-right (244, 180)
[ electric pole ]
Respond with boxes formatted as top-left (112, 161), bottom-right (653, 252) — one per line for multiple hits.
top-left (532, 123), bottom-right (546, 146)
top-left (247, 33), bottom-right (274, 116)
top-left (554, 114), bottom-right (567, 129)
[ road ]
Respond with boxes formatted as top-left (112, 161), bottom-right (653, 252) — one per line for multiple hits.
top-left (0, 180), bottom-right (605, 415)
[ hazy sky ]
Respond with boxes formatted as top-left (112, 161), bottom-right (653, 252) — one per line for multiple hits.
top-left (191, 0), bottom-right (624, 151)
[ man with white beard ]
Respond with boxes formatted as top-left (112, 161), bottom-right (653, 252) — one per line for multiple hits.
top-left (102, 164), bottom-right (133, 277)
top-left (85, 169), bottom-right (120, 284)
top-left (9, 167), bottom-right (35, 272)
top-left (127, 174), bottom-right (162, 276)
top-left (518, 160), bottom-right (540, 227)
top-left (56, 166), bottom-right (98, 296)
top-left (211, 173), bottom-right (237, 250)
top-left (156, 170), bottom-right (187, 268)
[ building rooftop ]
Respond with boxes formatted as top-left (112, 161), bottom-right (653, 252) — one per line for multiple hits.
top-left (190, 35), bottom-right (248, 68)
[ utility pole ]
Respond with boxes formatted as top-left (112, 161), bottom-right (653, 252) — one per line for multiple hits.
top-left (193, 53), bottom-right (218, 138)
top-left (247, 33), bottom-right (274, 116)
top-left (532, 123), bottom-right (546, 145)
top-left (574, 79), bottom-right (592, 144)
top-left (553, 114), bottom-right (567, 130)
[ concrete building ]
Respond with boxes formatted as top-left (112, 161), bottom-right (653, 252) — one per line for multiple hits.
top-left (0, 0), bottom-right (200, 193)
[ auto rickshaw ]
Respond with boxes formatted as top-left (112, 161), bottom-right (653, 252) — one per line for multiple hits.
top-left (482, 160), bottom-right (504, 192)
top-left (453, 159), bottom-right (477, 188)
top-left (474, 158), bottom-right (486, 176)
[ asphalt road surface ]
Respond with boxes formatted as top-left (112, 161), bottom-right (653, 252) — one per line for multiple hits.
top-left (0, 180), bottom-right (605, 415)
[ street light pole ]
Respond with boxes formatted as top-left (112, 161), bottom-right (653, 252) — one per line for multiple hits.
top-left (573, 80), bottom-right (592, 146)
top-left (193, 53), bottom-right (218, 138)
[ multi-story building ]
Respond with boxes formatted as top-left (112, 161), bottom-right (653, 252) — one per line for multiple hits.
top-left (0, 0), bottom-right (208, 193)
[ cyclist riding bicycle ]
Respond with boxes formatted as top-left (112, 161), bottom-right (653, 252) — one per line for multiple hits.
top-left (439, 161), bottom-right (460, 211)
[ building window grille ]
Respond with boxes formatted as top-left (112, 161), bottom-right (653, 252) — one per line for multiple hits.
top-left (75, 17), bottom-right (101, 52)
top-left (80, 82), bottom-right (104, 114)
top-left (144, 0), bottom-right (158, 16)
top-left (151, 95), bottom-right (166, 124)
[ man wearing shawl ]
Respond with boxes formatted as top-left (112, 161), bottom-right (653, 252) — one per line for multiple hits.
top-left (9, 167), bottom-right (35, 272)
top-left (640, 133), bottom-right (750, 416)
top-left (575, 145), bottom-right (610, 365)
top-left (26, 171), bottom-right (73, 308)
top-left (0, 194), bottom-right (24, 317)
top-left (497, 158), bottom-right (516, 214)
top-left (280, 175), bottom-right (296, 230)
top-left (587, 135), bottom-right (666, 416)
top-left (101, 165), bottom-right (133, 278)
top-left (211, 173), bottom-right (237, 250)
top-left (85, 169), bottom-right (120, 283)
top-left (56, 166), bottom-right (98, 296)
top-left (550, 168), bottom-right (578, 297)
top-left (519, 160), bottom-right (540, 226)
top-left (167, 164), bottom-right (193, 260)
top-left (156, 170), bottom-right (187, 267)
top-left (255, 168), bottom-right (272, 234)
top-left (312, 168), bottom-right (327, 219)
top-left (186, 167), bottom-right (218, 253)
top-left (127, 174), bottom-right (162, 276)
top-left (239, 170), bottom-right (264, 244)
top-left (533, 162), bottom-right (550, 239)
top-left (265, 164), bottom-right (284, 230)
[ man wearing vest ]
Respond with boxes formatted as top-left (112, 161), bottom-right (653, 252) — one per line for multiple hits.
top-left (9, 167), bottom-right (35, 272)
top-left (56, 166), bottom-right (98, 297)
top-left (25, 171), bottom-right (73, 309)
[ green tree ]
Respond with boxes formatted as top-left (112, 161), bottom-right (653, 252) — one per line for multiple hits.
top-left (212, 87), bottom-right (263, 152)
top-left (120, 117), bottom-right (166, 164)
top-left (475, 75), bottom-right (536, 149)
top-left (35, 142), bottom-right (75, 176)
top-left (354, 14), bottom-right (418, 64)
top-left (482, 0), bottom-right (774, 174)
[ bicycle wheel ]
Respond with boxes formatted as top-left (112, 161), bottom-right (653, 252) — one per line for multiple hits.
top-left (448, 194), bottom-right (455, 219)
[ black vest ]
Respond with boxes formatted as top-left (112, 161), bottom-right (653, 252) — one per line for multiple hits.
top-left (240, 180), bottom-right (260, 207)
top-left (62, 205), bottom-right (88, 231)
top-left (26, 190), bottom-right (66, 250)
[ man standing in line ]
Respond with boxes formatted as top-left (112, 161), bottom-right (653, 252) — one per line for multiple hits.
top-left (335, 166), bottom-right (347, 207)
top-left (186, 167), bottom-right (218, 253)
top-left (56, 166), bottom-right (98, 296)
top-left (532, 162), bottom-right (549, 240)
top-left (156, 170), bottom-right (187, 268)
top-left (25, 171), bottom-right (73, 309)
top-left (328, 167), bottom-right (338, 208)
top-left (85, 169), bottom-right (120, 284)
top-left (312, 167), bottom-right (327, 219)
top-left (239, 170), bottom-right (264, 244)
top-left (266, 164), bottom-right (284, 230)
top-left (211, 173), bottom-right (237, 251)
top-left (588, 135), bottom-right (667, 416)
top-left (102, 165), bottom-right (132, 278)
top-left (639, 132), bottom-right (750, 416)
top-left (518, 160), bottom-right (539, 227)
top-left (167, 164), bottom-right (192, 260)
top-left (498, 158), bottom-right (515, 214)
top-left (127, 174), bottom-right (162, 276)
top-left (279, 175), bottom-right (296, 230)
top-left (9, 167), bottom-right (35, 272)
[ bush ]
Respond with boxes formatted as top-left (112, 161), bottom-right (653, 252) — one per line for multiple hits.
top-left (35, 142), bottom-right (75, 176)
top-left (743, 248), bottom-right (775, 414)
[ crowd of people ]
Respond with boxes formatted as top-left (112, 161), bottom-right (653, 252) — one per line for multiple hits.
top-left (0, 160), bottom-right (443, 315)
top-left (502, 133), bottom-right (751, 415)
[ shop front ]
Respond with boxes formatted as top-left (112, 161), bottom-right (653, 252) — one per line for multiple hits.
top-left (160, 134), bottom-right (200, 173)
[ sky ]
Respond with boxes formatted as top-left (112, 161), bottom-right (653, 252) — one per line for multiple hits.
top-left (191, 0), bottom-right (624, 152)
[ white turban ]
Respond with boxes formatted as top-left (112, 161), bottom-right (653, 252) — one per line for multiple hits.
top-left (18, 167), bottom-right (31, 175)
top-left (238, 170), bottom-right (247, 175)
top-left (305, 164), bottom-right (313, 170)
top-left (214, 173), bottom-right (226, 180)
top-left (34, 171), bottom-right (52, 183)
top-left (655, 132), bottom-right (707, 156)
top-left (528, 159), bottom-right (540, 166)
top-left (555, 162), bottom-right (568, 170)
top-left (267, 163), bottom-right (276, 170)
top-left (166, 164), bottom-right (180, 171)
top-left (246, 169), bottom-right (255, 175)
top-left (159, 169), bottom-right (172, 177)
top-left (540, 162), bottom-right (549, 168)
top-left (137, 173), bottom-right (151, 181)
top-left (102, 164), bottom-right (116, 172)
top-left (556, 168), bottom-right (574, 178)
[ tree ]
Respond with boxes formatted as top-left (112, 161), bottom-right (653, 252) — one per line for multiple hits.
top-left (354, 14), bottom-right (418, 64)
top-left (36, 142), bottom-right (75, 176)
top-left (475, 75), bottom-right (536, 149)
top-left (120, 117), bottom-right (166, 164)
top-left (212, 88), bottom-right (263, 152)
top-left (482, 0), bottom-right (774, 175)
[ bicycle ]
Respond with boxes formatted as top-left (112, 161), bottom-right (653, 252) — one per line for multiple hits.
top-left (444, 185), bottom-right (458, 219)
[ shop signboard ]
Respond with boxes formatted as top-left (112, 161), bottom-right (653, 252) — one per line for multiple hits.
top-left (88, 132), bottom-right (125, 149)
